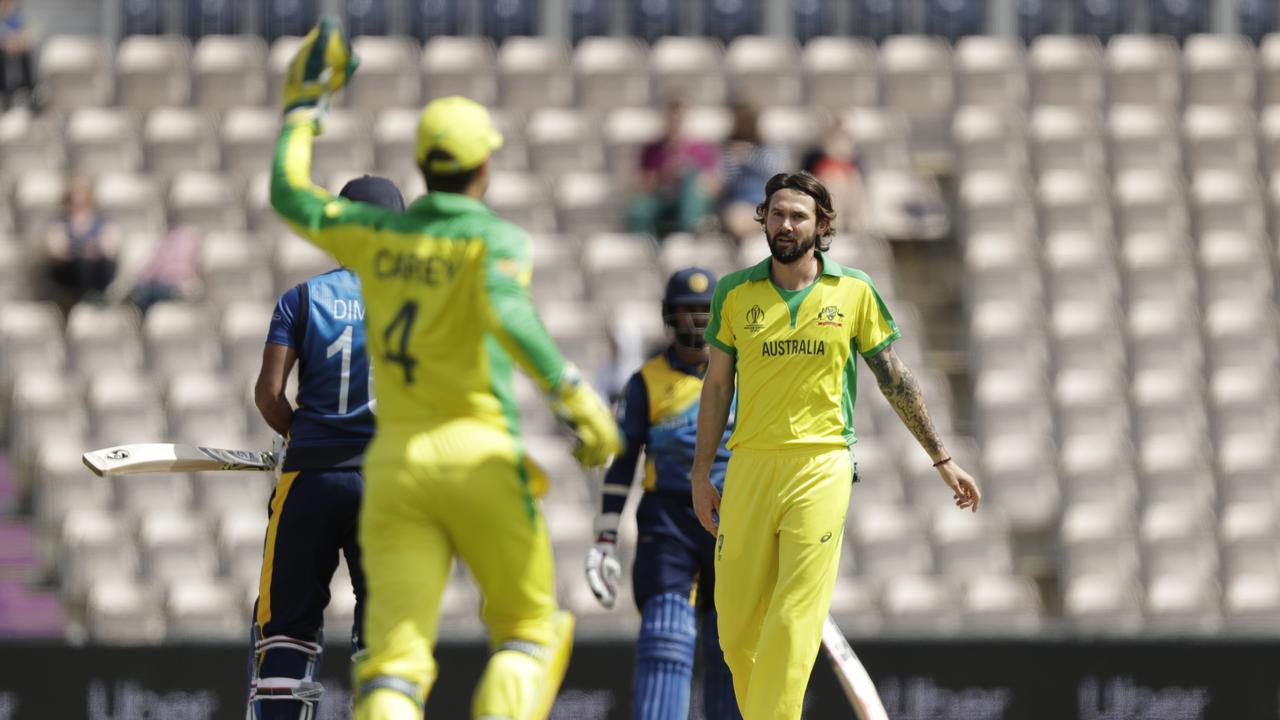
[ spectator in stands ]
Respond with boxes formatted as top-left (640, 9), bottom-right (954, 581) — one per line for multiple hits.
top-left (718, 104), bottom-right (786, 246)
top-left (627, 99), bottom-right (720, 239)
top-left (801, 122), bottom-right (866, 235)
top-left (43, 175), bottom-right (119, 312)
top-left (129, 225), bottom-right (202, 315)
top-left (0, 0), bottom-right (36, 110)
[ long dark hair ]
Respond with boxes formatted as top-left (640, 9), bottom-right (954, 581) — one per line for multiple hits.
top-left (753, 171), bottom-right (837, 252)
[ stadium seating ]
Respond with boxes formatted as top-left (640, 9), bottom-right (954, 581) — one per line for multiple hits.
top-left (116, 36), bottom-right (192, 110)
top-left (8, 20), bottom-right (1280, 644)
top-left (38, 37), bottom-right (111, 109)
top-left (573, 37), bottom-right (651, 109)
top-left (192, 35), bottom-right (268, 108)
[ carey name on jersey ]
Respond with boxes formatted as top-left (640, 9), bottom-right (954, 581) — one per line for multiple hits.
top-left (760, 339), bottom-right (826, 357)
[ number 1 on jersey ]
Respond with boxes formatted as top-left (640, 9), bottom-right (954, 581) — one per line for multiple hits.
top-left (325, 325), bottom-right (354, 414)
top-left (383, 300), bottom-right (419, 384)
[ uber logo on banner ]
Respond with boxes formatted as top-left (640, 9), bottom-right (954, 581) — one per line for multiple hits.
top-left (1077, 676), bottom-right (1211, 720)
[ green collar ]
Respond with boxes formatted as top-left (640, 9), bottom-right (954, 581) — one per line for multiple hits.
top-left (407, 191), bottom-right (491, 218)
top-left (745, 251), bottom-right (840, 281)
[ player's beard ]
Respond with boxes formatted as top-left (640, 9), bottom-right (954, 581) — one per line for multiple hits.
top-left (767, 228), bottom-right (816, 264)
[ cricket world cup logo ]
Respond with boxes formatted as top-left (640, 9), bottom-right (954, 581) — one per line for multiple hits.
top-left (744, 305), bottom-right (766, 333)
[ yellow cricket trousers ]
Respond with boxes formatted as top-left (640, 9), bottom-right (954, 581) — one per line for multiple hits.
top-left (713, 445), bottom-right (853, 720)
top-left (353, 420), bottom-right (561, 718)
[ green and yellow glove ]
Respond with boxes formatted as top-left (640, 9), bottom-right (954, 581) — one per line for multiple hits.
top-left (282, 16), bottom-right (359, 121)
top-left (549, 365), bottom-right (621, 469)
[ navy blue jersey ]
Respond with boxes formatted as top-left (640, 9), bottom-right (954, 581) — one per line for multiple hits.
top-left (268, 268), bottom-right (375, 470)
top-left (600, 349), bottom-right (733, 517)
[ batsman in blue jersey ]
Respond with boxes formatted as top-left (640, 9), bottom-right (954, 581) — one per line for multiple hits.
top-left (584, 267), bottom-right (741, 720)
top-left (247, 175), bottom-right (405, 720)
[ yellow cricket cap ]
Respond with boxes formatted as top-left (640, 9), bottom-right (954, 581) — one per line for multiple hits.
top-left (415, 96), bottom-right (505, 173)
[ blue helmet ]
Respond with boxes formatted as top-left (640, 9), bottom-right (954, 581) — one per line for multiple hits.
top-left (663, 266), bottom-right (716, 350)
top-left (662, 266), bottom-right (716, 315)
top-left (339, 174), bottom-right (405, 212)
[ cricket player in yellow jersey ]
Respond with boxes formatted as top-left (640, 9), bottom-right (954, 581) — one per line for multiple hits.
top-left (269, 19), bottom-right (620, 720)
top-left (690, 172), bottom-right (981, 719)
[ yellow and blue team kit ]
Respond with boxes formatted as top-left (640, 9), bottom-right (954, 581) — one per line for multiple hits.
top-left (704, 251), bottom-right (900, 719)
top-left (272, 115), bottom-right (576, 717)
top-left (606, 350), bottom-right (734, 499)
top-left (252, 266), bottom-right (377, 720)
top-left (602, 347), bottom-right (742, 719)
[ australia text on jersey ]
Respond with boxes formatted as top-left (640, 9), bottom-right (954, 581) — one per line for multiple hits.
top-left (760, 339), bottom-right (827, 356)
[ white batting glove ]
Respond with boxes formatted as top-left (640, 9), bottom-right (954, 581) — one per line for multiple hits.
top-left (584, 513), bottom-right (622, 609)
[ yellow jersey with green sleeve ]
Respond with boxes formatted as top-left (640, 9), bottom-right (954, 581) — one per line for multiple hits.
top-left (704, 252), bottom-right (900, 451)
top-left (270, 115), bottom-right (568, 437)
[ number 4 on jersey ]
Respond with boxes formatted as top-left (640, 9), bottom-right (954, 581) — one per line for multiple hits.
top-left (383, 300), bottom-right (419, 384)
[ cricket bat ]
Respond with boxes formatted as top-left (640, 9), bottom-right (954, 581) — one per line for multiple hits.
top-left (822, 614), bottom-right (890, 720)
top-left (82, 443), bottom-right (278, 477)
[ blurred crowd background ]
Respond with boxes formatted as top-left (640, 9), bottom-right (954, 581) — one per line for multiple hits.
top-left (0, 0), bottom-right (1275, 652)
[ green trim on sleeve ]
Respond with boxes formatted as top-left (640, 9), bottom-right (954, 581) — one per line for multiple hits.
top-left (861, 330), bottom-right (901, 358)
top-left (840, 266), bottom-right (901, 356)
top-left (271, 118), bottom-right (331, 231)
top-left (707, 336), bottom-right (737, 356)
top-left (483, 219), bottom-right (568, 392)
top-left (705, 265), bottom-right (756, 351)
top-left (271, 117), bottom-right (395, 262)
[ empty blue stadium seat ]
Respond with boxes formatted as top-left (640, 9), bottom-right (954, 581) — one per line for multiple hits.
top-left (407, 0), bottom-right (462, 40)
top-left (1073, 0), bottom-right (1125, 41)
top-left (260, 0), bottom-right (319, 42)
top-left (344, 0), bottom-right (391, 36)
top-left (1149, 0), bottom-right (1206, 42)
top-left (925, 0), bottom-right (986, 41)
top-left (1018, 0), bottom-right (1061, 42)
top-left (703, 0), bottom-right (761, 43)
top-left (792, 0), bottom-right (834, 45)
top-left (483, 0), bottom-right (539, 42)
top-left (631, 0), bottom-right (680, 43)
top-left (122, 0), bottom-right (166, 36)
top-left (185, 0), bottom-right (239, 38)
top-left (1239, 0), bottom-right (1277, 44)
top-left (851, 0), bottom-right (903, 43)
top-left (570, 0), bottom-right (612, 44)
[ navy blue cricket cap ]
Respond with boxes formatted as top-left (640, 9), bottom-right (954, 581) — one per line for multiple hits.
top-left (338, 174), bottom-right (405, 212)
top-left (664, 266), bottom-right (717, 308)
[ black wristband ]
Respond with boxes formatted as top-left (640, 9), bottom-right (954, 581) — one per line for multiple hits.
top-left (932, 456), bottom-right (952, 468)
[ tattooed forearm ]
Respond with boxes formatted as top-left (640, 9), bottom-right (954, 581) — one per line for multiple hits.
top-left (864, 345), bottom-right (946, 460)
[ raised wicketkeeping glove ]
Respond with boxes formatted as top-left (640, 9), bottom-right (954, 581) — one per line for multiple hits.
top-left (282, 16), bottom-right (359, 117)
top-left (549, 365), bottom-right (621, 469)
top-left (583, 513), bottom-right (622, 609)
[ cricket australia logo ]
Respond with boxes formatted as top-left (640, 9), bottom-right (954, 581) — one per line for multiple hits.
top-left (817, 305), bottom-right (845, 328)
top-left (744, 305), bottom-right (766, 333)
